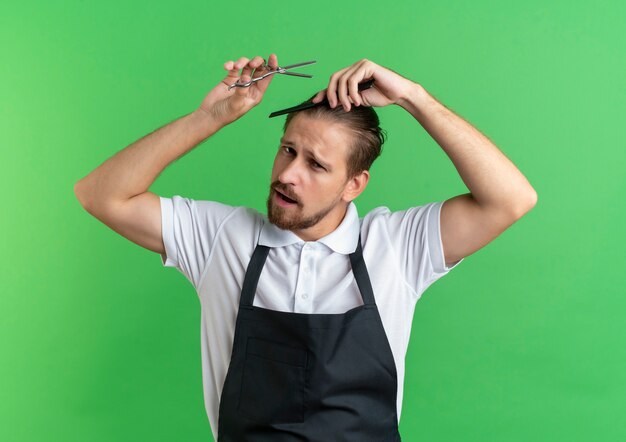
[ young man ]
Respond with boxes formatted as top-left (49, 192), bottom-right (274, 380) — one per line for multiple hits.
top-left (74, 54), bottom-right (537, 441)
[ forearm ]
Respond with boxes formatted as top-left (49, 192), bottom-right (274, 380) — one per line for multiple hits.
top-left (75, 108), bottom-right (222, 209)
top-left (398, 83), bottom-right (537, 214)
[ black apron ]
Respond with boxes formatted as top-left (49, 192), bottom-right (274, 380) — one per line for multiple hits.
top-left (217, 234), bottom-right (402, 442)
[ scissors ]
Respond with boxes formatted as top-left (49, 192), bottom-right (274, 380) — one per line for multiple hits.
top-left (228, 60), bottom-right (317, 90)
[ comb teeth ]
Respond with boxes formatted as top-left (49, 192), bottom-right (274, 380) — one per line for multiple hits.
top-left (268, 79), bottom-right (375, 118)
top-left (268, 98), bottom-right (328, 118)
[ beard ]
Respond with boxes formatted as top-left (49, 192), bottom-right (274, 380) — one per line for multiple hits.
top-left (266, 184), bottom-right (343, 231)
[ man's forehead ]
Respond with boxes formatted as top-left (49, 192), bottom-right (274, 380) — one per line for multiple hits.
top-left (281, 118), bottom-right (352, 156)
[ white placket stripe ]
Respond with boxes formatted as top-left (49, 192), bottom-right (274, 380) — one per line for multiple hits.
top-left (295, 242), bottom-right (317, 313)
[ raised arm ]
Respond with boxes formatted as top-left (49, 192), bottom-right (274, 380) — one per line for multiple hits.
top-left (396, 84), bottom-right (537, 266)
top-left (74, 54), bottom-right (278, 255)
top-left (311, 58), bottom-right (537, 268)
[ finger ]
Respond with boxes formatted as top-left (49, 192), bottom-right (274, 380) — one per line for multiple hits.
top-left (249, 55), bottom-right (269, 81)
top-left (347, 69), bottom-right (367, 107)
top-left (336, 71), bottom-right (351, 111)
top-left (222, 59), bottom-right (243, 89)
top-left (238, 58), bottom-right (253, 86)
top-left (267, 53), bottom-right (278, 70)
top-left (311, 89), bottom-right (327, 103)
top-left (223, 57), bottom-right (250, 86)
top-left (242, 55), bottom-right (264, 80)
top-left (346, 60), bottom-right (371, 108)
top-left (234, 56), bottom-right (249, 71)
top-left (337, 64), bottom-right (364, 111)
top-left (346, 60), bottom-right (371, 110)
top-left (251, 53), bottom-right (278, 94)
top-left (326, 67), bottom-right (350, 108)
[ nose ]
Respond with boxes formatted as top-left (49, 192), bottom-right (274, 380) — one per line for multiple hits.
top-left (277, 157), bottom-right (303, 185)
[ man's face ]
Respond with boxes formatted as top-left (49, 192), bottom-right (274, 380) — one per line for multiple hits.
top-left (266, 113), bottom-right (356, 236)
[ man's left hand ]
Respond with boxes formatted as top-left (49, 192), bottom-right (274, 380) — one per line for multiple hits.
top-left (311, 59), bottom-right (415, 112)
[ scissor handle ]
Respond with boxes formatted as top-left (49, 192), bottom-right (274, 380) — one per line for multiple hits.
top-left (227, 61), bottom-right (316, 90)
top-left (227, 69), bottom-right (282, 90)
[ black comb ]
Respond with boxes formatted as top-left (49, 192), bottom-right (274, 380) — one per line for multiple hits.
top-left (268, 79), bottom-right (376, 118)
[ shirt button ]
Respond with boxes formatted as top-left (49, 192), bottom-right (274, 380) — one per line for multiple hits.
top-left (301, 293), bottom-right (309, 299)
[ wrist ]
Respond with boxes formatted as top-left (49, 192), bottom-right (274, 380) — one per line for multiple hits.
top-left (193, 106), bottom-right (226, 136)
top-left (396, 82), bottom-right (432, 118)
top-left (396, 81), bottom-right (424, 110)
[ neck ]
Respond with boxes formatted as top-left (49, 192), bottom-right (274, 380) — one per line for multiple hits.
top-left (292, 203), bottom-right (349, 242)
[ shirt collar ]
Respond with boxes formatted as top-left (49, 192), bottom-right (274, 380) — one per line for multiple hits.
top-left (259, 201), bottom-right (360, 254)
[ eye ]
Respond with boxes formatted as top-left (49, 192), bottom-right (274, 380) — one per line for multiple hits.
top-left (282, 146), bottom-right (295, 155)
top-left (311, 161), bottom-right (325, 170)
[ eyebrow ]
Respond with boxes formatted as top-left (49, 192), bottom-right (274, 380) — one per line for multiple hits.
top-left (280, 138), bottom-right (331, 170)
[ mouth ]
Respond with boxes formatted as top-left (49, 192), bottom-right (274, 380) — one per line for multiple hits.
top-left (273, 188), bottom-right (299, 207)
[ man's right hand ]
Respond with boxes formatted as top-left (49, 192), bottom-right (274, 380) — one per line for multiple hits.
top-left (197, 54), bottom-right (278, 127)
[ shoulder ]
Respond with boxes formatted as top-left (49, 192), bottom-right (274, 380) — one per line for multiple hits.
top-left (162, 195), bottom-right (237, 216)
top-left (360, 202), bottom-right (441, 232)
top-left (163, 195), bottom-right (262, 221)
top-left (162, 195), bottom-right (265, 240)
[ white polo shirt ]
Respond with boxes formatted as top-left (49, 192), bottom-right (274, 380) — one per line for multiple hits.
top-left (160, 195), bottom-right (463, 439)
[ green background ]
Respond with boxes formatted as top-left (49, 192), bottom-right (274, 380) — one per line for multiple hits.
top-left (2, 0), bottom-right (624, 440)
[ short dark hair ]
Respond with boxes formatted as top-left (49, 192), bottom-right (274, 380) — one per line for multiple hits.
top-left (283, 94), bottom-right (387, 180)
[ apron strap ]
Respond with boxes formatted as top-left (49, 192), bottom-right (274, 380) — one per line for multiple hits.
top-left (240, 244), bottom-right (270, 308)
top-left (348, 234), bottom-right (376, 306)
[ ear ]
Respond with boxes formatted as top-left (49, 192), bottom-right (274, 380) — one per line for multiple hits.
top-left (342, 170), bottom-right (370, 202)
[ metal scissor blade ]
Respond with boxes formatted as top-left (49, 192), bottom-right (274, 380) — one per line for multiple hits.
top-left (280, 72), bottom-right (313, 78)
top-left (281, 60), bottom-right (316, 70)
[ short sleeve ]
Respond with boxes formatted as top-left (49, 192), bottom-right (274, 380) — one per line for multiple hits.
top-left (382, 201), bottom-right (463, 294)
top-left (160, 195), bottom-right (237, 290)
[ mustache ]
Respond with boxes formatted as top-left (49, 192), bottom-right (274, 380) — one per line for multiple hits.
top-left (271, 182), bottom-right (300, 203)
